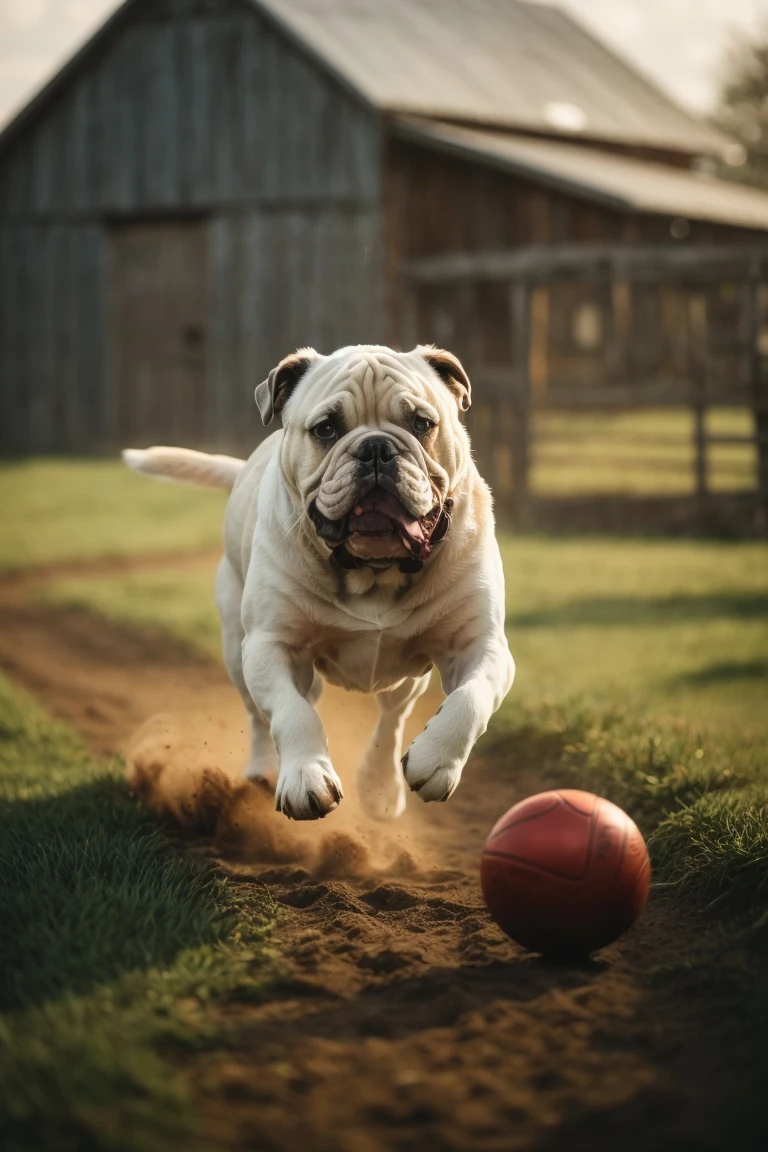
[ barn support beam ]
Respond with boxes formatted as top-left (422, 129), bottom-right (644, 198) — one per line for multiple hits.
top-left (746, 270), bottom-right (768, 525)
top-left (509, 281), bottom-right (532, 526)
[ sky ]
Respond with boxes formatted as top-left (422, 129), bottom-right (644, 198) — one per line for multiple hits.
top-left (1, 0), bottom-right (768, 130)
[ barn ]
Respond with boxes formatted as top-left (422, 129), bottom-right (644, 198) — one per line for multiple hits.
top-left (3, 0), bottom-right (768, 463)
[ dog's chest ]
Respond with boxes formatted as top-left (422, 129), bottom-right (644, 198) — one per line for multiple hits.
top-left (309, 602), bottom-right (435, 693)
top-left (313, 634), bottom-right (432, 693)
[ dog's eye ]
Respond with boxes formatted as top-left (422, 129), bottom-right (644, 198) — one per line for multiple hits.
top-left (412, 414), bottom-right (434, 436)
top-left (312, 420), bottom-right (337, 442)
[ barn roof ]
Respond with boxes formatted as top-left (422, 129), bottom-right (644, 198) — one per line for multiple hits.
top-left (259, 0), bottom-right (729, 158)
top-left (395, 118), bottom-right (768, 233)
top-left (0, 0), bottom-right (729, 162)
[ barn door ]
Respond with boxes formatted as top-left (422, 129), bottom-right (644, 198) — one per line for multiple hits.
top-left (109, 221), bottom-right (208, 444)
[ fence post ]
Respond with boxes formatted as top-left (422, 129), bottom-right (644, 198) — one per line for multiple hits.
top-left (400, 276), bottom-right (418, 352)
top-left (510, 280), bottom-right (532, 525)
top-left (687, 293), bottom-right (709, 510)
top-left (746, 267), bottom-right (768, 526)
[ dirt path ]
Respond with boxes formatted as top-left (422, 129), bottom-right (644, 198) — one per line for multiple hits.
top-left (0, 583), bottom-right (761, 1151)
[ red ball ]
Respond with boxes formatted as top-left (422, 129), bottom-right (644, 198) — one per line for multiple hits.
top-left (481, 790), bottom-right (650, 956)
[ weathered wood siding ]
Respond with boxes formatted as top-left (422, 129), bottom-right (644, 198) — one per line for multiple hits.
top-left (0, 0), bottom-right (384, 453)
top-left (385, 138), bottom-right (768, 344)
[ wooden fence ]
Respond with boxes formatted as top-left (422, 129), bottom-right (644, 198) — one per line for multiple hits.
top-left (402, 245), bottom-right (768, 530)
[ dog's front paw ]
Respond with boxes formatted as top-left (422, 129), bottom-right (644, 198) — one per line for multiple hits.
top-left (401, 731), bottom-right (464, 804)
top-left (275, 759), bottom-right (344, 820)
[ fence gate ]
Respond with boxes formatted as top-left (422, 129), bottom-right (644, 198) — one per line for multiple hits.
top-left (402, 245), bottom-right (768, 532)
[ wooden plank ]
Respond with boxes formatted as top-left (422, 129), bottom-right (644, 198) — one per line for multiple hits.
top-left (98, 35), bottom-right (120, 210)
top-left (261, 25), bottom-right (282, 201)
top-left (471, 368), bottom-right (751, 410)
top-left (528, 286), bottom-right (549, 400)
top-left (26, 227), bottom-right (46, 451)
top-left (404, 245), bottom-right (768, 286)
top-left (687, 293), bottom-right (709, 501)
top-left (60, 228), bottom-right (80, 451)
top-left (31, 111), bottom-right (56, 214)
top-left (78, 226), bottom-right (107, 450)
top-left (133, 23), bottom-right (155, 207)
top-left (242, 11), bottom-right (267, 203)
top-left (112, 24), bottom-right (141, 210)
top-left (144, 20), bottom-right (178, 206)
top-left (70, 73), bottom-right (90, 211)
top-left (209, 216), bottom-right (237, 442)
top-left (745, 270), bottom-right (768, 518)
top-left (0, 228), bottom-right (20, 452)
top-left (211, 15), bottom-right (245, 204)
top-left (186, 18), bottom-right (213, 206)
top-left (84, 56), bottom-right (107, 211)
top-left (175, 16), bottom-right (196, 205)
top-left (0, 229), bottom-right (8, 452)
top-left (6, 138), bottom-right (34, 216)
top-left (39, 225), bottom-right (60, 450)
top-left (280, 49), bottom-right (306, 201)
top-left (15, 226), bottom-right (34, 452)
top-left (239, 212), bottom-right (270, 443)
top-left (509, 281), bottom-right (532, 523)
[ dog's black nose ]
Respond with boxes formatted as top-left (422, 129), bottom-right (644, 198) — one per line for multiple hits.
top-left (354, 436), bottom-right (398, 465)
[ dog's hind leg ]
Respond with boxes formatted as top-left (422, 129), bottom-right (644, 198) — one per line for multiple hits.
top-left (215, 557), bottom-right (277, 784)
top-left (358, 672), bottom-right (432, 820)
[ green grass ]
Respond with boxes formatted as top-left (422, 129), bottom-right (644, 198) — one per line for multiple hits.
top-left (37, 570), bottom-right (223, 658)
top-left (487, 698), bottom-right (768, 915)
top-left (531, 407), bottom-right (757, 496)
top-left (500, 535), bottom-right (768, 737)
top-left (0, 673), bottom-right (274, 1152)
top-left (0, 459), bottom-right (226, 570)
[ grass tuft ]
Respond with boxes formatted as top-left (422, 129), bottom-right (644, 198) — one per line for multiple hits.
top-left (0, 674), bottom-right (274, 1152)
top-left (487, 699), bottom-right (768, 915)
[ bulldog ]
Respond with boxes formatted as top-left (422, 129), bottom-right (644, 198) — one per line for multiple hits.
top-left (123, 344), bottom-right (515, 821)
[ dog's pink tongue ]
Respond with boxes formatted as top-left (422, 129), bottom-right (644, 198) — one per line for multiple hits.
top-left (349, 491), bottom-right (427, 546)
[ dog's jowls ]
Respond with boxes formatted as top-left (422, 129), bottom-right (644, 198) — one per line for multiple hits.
top-left (124, 344), bottom-right (515, 822)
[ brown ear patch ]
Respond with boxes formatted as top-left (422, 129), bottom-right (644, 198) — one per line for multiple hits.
top-left (255, 347), bottom-right (318, 425)
top-left (417, 345), bottom-right (472, 412)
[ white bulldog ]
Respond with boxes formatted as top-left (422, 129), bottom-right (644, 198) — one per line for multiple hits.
top-left (124, 344), bottom-right (515, 821)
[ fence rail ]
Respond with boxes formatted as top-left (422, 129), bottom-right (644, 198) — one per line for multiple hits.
top-left (401, 244), bottom-right (768, 529)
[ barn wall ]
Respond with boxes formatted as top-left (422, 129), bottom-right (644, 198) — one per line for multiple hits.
top-left (0, 0), bottom-right (379, 217)
top-left (208, 207), bottom-right (382, 448)
top-left (0, 0), bottom-right (384, 454)
top-left (0, 223), bottom-right (106, 454)
top-left (384, 138), bottom-right (768, 341)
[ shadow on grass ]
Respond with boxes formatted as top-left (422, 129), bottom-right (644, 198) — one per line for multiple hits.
top-left (0, 774), bottom-right (227, 1011)
top-left (507, 591), bottom-right (768, 630)
top-left (669, 659), bottom-right (768, 687)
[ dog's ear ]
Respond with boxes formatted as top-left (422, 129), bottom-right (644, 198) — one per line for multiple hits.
top-left (417, 345), bottom-right (472, 412)
top-left (255, 348), bottom-right (318, 425)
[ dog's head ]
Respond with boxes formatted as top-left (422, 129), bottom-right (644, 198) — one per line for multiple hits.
top-left (255, 345), bottom-right (472, 569)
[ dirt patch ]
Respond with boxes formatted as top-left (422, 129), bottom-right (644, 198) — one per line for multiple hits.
top-left (0, 586), bottom-right (763, 1151)
top-left (0, 545), bottom-right (221, 592)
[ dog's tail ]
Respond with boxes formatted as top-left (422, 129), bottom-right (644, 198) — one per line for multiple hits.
top-left (122, 447), bottom-right (245, 492)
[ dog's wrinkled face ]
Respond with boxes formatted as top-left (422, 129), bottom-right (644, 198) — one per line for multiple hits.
top-left (255, 345), bottom-right (472, 569)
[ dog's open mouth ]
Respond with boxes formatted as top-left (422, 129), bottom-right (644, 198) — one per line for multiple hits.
top-left (310, 486), bottom-right (452, 572)
top-left (349, 490), bottom-right (433, 548)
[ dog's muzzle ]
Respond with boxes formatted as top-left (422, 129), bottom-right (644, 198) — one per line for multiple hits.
top-left (308, 433), bottom-right (453, 572)
top-left (308, 488), bottom-right (453, 573)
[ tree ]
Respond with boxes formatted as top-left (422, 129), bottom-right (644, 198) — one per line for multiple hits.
top-left (713, 30), bottom-right (768, 190)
